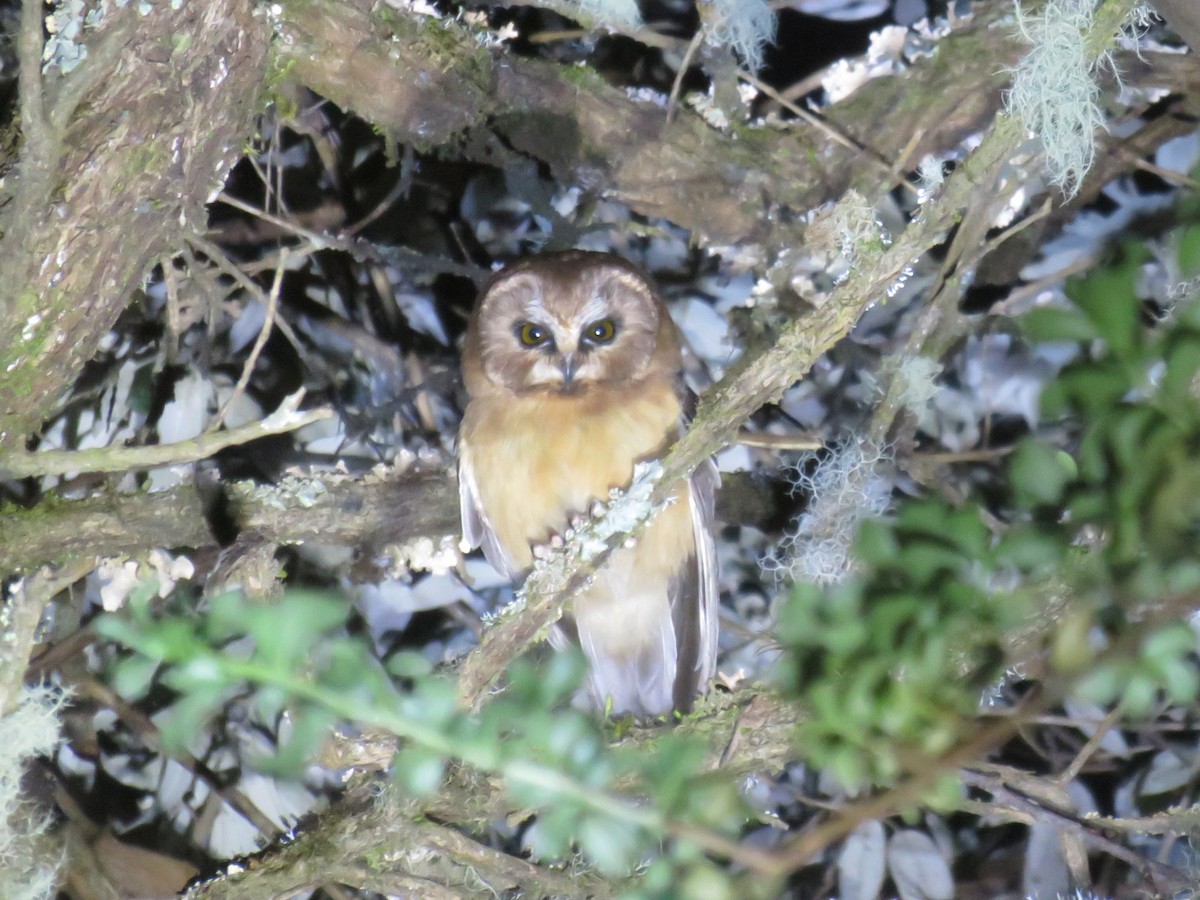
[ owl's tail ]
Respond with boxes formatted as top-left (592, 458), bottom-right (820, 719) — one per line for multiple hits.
top-left (571, 588), bottom-right (679, 717)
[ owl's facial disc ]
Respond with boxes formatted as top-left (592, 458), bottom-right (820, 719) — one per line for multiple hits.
top-left (473, 258), bottom-right (663, 396)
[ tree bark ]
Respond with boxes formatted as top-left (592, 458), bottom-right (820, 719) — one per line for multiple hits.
top-left (0, 0), bottom-right (269, 450)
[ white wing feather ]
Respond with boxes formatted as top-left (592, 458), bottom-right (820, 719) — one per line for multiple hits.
top-left (688, 459), bottom-right (721, 685)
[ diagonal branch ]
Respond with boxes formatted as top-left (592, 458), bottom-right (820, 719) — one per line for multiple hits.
top-left (456, 109), bottom-right (1031, 708)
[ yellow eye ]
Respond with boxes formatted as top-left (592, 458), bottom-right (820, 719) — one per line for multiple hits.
top-left (517, 322), bottom-right (548, 347)
top-left (584, 318), bottom-right (616, 344)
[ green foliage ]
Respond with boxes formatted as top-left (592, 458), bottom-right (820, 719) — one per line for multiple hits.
top-left (1027, 241), bottom-right (1200, 715)
top-left (92, 209), bottom-right (1200, 893)
top-left (774, 499), bottom-right (1034, 789)
top-left (774, 231), bottom-right (1200, 788)
top-left (96, 587), bottom-right (752, 891)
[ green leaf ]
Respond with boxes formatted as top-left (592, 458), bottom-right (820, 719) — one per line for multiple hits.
top-left (1064, 251), bottom-right (1143, 359)
top-left (392, 744), bottom-right (447, 796)
top-left (1120, 673), bottom-right (1159, 717)
top-left (855, 519), bottom-right (899, 565)
top-left (1023, 306), bottom-right (1097, 343)
top-left (994, 524), bottom-right (1065, 572)
top-left (526, 804), bottom-right (577, 861)
top-left (1155, 657), bottom-right (1200, 706)
top-left (1010, 438), bottom-right (1074, 507)
top-left (640, 733), bottom-right (706, 813)
top-left (546, 712), bottom-right (601, 768)
top-left (579, 814), bottom-right (641, 875)
top-left (156, 687), bottom-right (228, 753)
top-left (260, 703), bottom-right (338, 776)
top-left (386, 650), bottom-right (433, 679)
top-left (206, 590), bottom-right (250, 641)
top-left (1072, 663), bottom-right (1122, 707)
top-left (110, 654), bottom-right (160, 701)
top-left (251, 590), bottom-right (348, 670)
top-left (1161, 333), bottom-right (1200, 405)
top-left (1141, 623), bottom-right (1195, 661)
top-left (678, 863), bottom-right (738, 900)
top-left (1178, 223), bottom-right (1200, 278)
top-left (539, 647), bottom-right (588, 703)
top-left (893, 541), bottom-right (964, 586)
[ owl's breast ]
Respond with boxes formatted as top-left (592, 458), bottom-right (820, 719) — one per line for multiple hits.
top-left (461, 379), bottom-right (684, 569)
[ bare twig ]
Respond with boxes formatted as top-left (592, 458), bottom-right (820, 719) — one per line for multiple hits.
top-left (78, 678), bottom-right (282, 839)
top-left (1059, 703), bottom-right (1123, 785)
top-left (738, 70), bottom-right (920, 196)
top-left (734, 431), bottom-right (823, 451)
top-left (210, 249), bottom-right (288, 431)
top-left (0, 392), bottom-right (331, 479)
top-left (762, 714), bottom-right (1025, 877)
top-left (664, 30), bottom-right (705, 127)
top-left (961, 768), bottom-right (1190, 893)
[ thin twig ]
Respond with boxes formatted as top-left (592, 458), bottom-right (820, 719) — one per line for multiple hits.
top-left (664, 30), bottom-right (705, 127)
top-left (961, 768), bottom-right (1190, 893)
top-left (210, 249), bottom-right (288, 431)
top-left (0, 391), bottom-right (331, 479)
top-left (1058, 703), bottom-right (1123, 784)
top-left (734, 430), bottom-right (822, 451)
top-left (762, 713), bottom-right (1024, 877)
top-left (79, 677), bottom-right (283, 839)
top-left (187, 235), bottom-right (307, 357)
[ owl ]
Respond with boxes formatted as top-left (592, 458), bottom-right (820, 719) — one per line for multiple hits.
top-left (458, 250), bottom-right (719, 716)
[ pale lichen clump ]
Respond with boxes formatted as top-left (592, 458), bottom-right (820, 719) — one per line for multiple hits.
top-left (893, 355), bottom-right (944, 431)
top-left (93, 550), bottom-right (196, 612)
top-left (1006, 0), bottom-right (1110, 197)
top-left (0, 685), bottom-right (67, 900)
top-left (762, 438), bottom-right (893, 585)
top-left (570, 0), bottom-right (642, 30)
top-left (699, 0), bottom-right (775, 72)
top-left (388, 535), bottom-right (460, 579)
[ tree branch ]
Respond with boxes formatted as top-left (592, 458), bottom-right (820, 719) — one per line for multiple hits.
top-left (0, 0), bottom-right (269, 449)
top-left (184, 780), bottom-right (609, 900)
top-left (0, 392), bottom-right (331, 480)
top-left (455, 106), bottom-right (1032, 708)
top-left (273, 0), bottom-right (1025, 246)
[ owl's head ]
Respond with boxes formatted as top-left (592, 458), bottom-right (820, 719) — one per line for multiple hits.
top-left (464, 251), bottom-right (679, 396)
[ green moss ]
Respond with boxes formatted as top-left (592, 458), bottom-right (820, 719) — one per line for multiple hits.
top-left (262, 50), bottom-right (300, 119)
top-left (559, 61), bottom-right (608, 93)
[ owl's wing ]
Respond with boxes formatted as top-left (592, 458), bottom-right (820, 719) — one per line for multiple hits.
top-left (669, 456), bottom-right (720, 711)
top-left (666, 376), bottom-right (721, 709)
top-left (458, 440), bottom-right (519, 579)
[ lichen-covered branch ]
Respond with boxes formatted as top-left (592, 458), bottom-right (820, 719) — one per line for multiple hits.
top-left (191, 689), bottom-right (795, 899)
top-left (0, 466), bottom-right (458, 576)
top-left (0, 464), bottom-right (778, 576)
top-left (455, 111), bottom-right (1028, 708)
top-left (454, 0), bottom-right (1147, 711)
top-left (0, 394), bottom-right (330, 480)
top-left (0, 559), bottom-right (94, 715)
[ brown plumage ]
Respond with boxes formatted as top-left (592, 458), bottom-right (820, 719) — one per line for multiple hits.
top-left (458, 250), bottom-right (719, 716)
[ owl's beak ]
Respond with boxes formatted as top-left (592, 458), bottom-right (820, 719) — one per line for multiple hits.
top-left (559, 354), bottom-right (578, 385)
